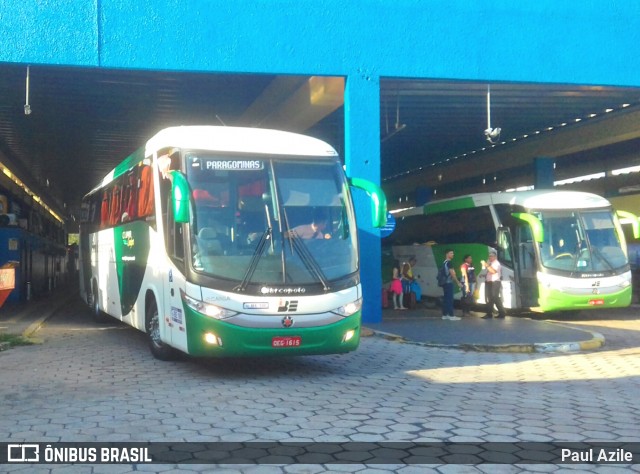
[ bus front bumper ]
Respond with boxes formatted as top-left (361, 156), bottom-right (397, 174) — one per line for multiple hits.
top-left (184, 308), bottom-right (361, 357)
top-left (537, 285), bottom-right (632, 312)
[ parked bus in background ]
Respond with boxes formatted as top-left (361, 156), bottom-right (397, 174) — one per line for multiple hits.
top-left (385, 190), bottom-right (638, 313)
top-left (79, 126), bottom-right (386, 359)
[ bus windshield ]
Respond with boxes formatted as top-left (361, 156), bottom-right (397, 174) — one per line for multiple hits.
top-left (536, 209), bottom-right (628, 273)
top-left (185, 153), bottom-right (358, 286)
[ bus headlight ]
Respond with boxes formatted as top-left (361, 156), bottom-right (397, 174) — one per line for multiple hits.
top-left (181, 291), bottom-right (237, 320)
top-left (333, 298), bottom-right (362, 317)
top-left (343, 329), bottom-right (356, 342)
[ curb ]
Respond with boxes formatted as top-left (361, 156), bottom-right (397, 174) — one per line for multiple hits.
top-left (364, 323), bottom-right (606, 354)
top-left (21, 292), bottom-right (79, 339)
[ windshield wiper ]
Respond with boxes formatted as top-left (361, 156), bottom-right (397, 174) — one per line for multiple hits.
top-left (235, 227), bottom-right (272, 292)
top-left (288, 229), bottom-right (330, 291)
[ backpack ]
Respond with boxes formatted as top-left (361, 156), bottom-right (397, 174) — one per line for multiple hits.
top-left (436, 262), bottom-right (449, 287)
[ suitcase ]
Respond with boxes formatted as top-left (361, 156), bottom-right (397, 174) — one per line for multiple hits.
top-left (382, 288), bottom-right (389, 309)
top-left (404, 291), bottom-right (416, 309)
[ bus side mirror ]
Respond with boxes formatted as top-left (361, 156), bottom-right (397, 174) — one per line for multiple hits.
top-left (348, 177), bottom-right (387, 228)
top-left (616, 210), bottom-right (639, 239)
top-left (512, 212), bottom-right (544, 243)
top-left (170, 171), bottom-right (190, 224)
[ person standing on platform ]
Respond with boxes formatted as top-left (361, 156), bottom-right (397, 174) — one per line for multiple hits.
top-left (481, 250), bottom-right (506, 319)
top-left (401, 257), bottom-right (422, 305)
top-left (460, 254), bottom-right (476, 317)
top-left (390, 266), bottom-right (406, 310)
top-left (441, 249), bottom-right (463, 321)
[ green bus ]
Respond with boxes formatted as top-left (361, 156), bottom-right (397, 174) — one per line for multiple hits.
top-left (386, 190), bottom-right (637, 312)
top-left (79, 126), bottom-right (386, 359)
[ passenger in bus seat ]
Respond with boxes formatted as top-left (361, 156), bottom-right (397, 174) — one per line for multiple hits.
top-left (197, 227), bottom-right (224, 256)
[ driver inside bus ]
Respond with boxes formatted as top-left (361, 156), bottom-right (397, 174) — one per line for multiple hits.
top-left (291, 211), bottom-right (331, 239)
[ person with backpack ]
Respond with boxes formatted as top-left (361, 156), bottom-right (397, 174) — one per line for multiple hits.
top-left (440, 249), bottom-right (463, 320)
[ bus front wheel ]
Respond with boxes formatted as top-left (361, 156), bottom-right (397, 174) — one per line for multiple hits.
top-left (145, 298), bottom-right (177, 361)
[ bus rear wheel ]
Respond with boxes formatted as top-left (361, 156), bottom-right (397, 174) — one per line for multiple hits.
top-left (145, 298), bottom-right (177, 361)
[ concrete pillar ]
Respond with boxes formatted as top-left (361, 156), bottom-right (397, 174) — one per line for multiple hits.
top-left (534, 156), bottom-right (555, 189)
top-left (344, 73), bottom-right (382, 324)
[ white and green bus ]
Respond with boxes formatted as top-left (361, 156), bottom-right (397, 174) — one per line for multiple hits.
top-left (79, 126), bottom-right (386, 359)
top-left (386, 190), bottom-right (638, 313)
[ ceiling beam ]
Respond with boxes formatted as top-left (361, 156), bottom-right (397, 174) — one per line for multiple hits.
top-left (383, 106), bottom-right (640, 197)
top-left (238, 76), bottom-right (344, 132)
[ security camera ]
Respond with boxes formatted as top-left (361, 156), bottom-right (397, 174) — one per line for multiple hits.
top-left (484, 127), bottom-right (501, 143)
top-left (24, 104), bottom-right (31, 115)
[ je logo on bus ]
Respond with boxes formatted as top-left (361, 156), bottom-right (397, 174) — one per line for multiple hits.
top-left (277, 300), bottom-right (298, 312)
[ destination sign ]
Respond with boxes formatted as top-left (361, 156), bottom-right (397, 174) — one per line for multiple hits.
top-left (203, 160), bottom-right (263, 171)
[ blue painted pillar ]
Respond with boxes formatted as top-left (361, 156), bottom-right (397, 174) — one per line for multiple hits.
top-left (534, 156), bottom-right (555, 189)
top-left (415, 186), bottom-right (431, 206)
top-left (344, 73), bottom-right (382, 324)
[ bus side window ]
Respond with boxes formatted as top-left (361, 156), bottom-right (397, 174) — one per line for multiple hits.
top-left (109, 184), bottom-right (122, 226)
top-left (138, 164), bottom-right (154, 219)
top-left (166, 195), bottom-right (185, 264)
top-left (101, 190), bottom-right (110, 227)
top-left (121, 172), bottom-right (138, 222)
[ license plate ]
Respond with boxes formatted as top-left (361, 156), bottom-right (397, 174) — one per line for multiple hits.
top-left (272, 336), bottom-right (302, 348)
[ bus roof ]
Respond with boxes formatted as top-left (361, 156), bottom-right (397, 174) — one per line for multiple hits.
top-left (83, 126), bottom-right (339, 199)
top-left (394, 190), bottom-right (612, 217)
top-left (146, 126), bottom-right (339, 158)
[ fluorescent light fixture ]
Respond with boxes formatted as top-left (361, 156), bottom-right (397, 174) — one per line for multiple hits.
top-left (554, 172), bottom-right (605, 186)
top-left (611, 165), bottom-right (640, 176)
top-left (0, 160), bottom-right (63, 223)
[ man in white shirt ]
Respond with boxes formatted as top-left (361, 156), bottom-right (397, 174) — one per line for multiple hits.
top-left (481, 250), bottom-right (506, 319)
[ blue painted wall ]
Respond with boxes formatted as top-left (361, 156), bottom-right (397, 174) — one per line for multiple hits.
top-left (2, 0), bottom-right (640, 322)
top-left (3, 1), bottom-right (640, 85)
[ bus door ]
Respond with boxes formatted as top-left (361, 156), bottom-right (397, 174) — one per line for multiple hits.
top-left (496, 226), bottom-right (518, 309)
top-left (498, 225), bottom-right (539, 309)
top-left (164, 199), bottom-right (189, 352)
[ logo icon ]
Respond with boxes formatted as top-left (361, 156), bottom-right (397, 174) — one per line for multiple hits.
top-left (7, 444), bottom-right (40, 462)
top-left (281, 315), bottom-right (294, 328)
top-left (277, 300), bottom-right (298, 312)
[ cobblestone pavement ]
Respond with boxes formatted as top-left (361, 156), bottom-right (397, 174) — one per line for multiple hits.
top-left (1, 300), bottom-right (640, 473)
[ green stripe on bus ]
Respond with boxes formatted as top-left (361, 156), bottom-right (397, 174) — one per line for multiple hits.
top-left (113, 148), bottom-right (145, 181)
top-left (424, 196), bottom-right (476, 215)
top-left (113, 221), bottom-right (151, 316)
